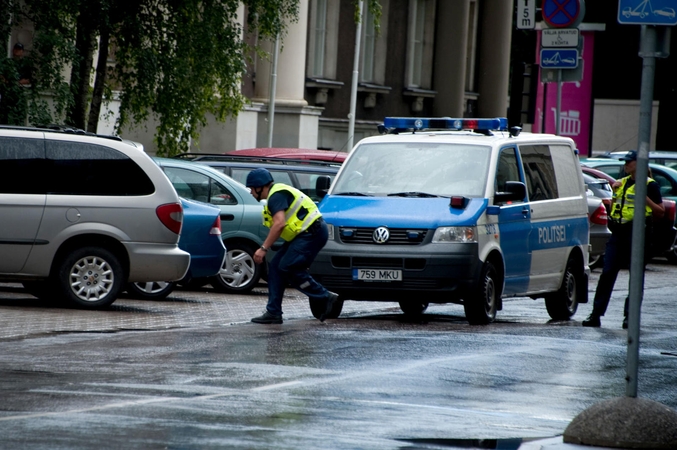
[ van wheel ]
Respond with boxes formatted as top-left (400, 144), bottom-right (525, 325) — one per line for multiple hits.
top-left (127, 281), bottom-right (176, 300)
top-left (399, 302), bottom-right (429, 316)
top-left (309, 296), bottom-right (344, 320)
top-left (210, 242), bottom-right (262, 293)
top-left (465, 262), bottom-right (498, 325)
top-left (55, 246), bottom-right (123, 309)
top-left (545, 257), bottom-right (580, 320)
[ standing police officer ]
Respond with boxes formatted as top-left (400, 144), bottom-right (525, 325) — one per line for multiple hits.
top-left (246, 168), bottom-right (338, 324)
top-left (583, 150), bottom-right (664, 328)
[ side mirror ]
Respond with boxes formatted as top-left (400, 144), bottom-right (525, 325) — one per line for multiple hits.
top-left (316, 175), bottom-right (332, 199)
top-left (494, 181), bottom-right (527, 204)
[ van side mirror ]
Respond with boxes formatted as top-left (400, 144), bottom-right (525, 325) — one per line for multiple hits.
top-left (316, 175), bottom-right (332, 199)
top-left (494, 181), bottom-right (527, 204)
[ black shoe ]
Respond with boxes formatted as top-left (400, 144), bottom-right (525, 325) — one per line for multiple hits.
top-left (319, 291), bottom-right (339, 322)
top-left (582, 314), bottom-right (601, 327)
top-left (251, 311), bottom-right (283, 324)
top-left (622, 317), bottom-right (628, 329)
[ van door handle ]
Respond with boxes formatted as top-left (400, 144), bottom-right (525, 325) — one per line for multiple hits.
top-left (220, 214), bottom-right (235, 221)
top-left (522, 207), bottom-right (529, 217)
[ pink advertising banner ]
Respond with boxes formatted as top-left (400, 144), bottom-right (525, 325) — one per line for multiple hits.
top-left (534, 31), bottom-right (595, 157)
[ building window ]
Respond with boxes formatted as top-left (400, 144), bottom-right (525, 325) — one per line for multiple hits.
top-left (405, 0), bottom-right (436, 89)
top-left (307, 0), bottom-right (340, 80)
top-left (360, 0), bottom-right (389, 85)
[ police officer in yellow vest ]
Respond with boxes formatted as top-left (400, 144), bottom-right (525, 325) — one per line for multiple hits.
top-left (246, 168), bottom-right (338, 324)
top-left (583, 150), bottom-right (664, 329)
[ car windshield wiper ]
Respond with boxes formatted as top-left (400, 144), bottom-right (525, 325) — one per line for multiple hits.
top-left (387, 191), bottom-right (440, 198)
top-left (334, 191), bottom-right (372, 196)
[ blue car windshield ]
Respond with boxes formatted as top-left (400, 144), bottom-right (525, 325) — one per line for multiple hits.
top-left (333, 143), bottom-right (491, 197)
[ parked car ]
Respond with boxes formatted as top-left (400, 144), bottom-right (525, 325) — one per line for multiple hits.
top-left (126, 198), bottom-right (226, 300)
top-left (0, 125), bottom-right (190, 309)
top-left (581, 158), bottom-right (677, 201)
top-left (185, 155), bottom-right (340, 203)
top-left (584, 174), bottom-right (612, 270)
top-left (152, 157), bottom-right (271, 293)
top-left (177, 148), bottom-right (347, 163)
top-left (595, 150), bottom-right (677, 170)
top-left (581, 163), bottom-right (677, 264)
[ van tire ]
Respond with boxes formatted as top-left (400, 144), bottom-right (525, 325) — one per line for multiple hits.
top-left (55, 246), bottom-right (124, 309)
top-left (545, 256), bottom-right (580, 320)
top-left (210, 242), bottom-right (262, 294)
top-left (465, 262), bottom-right (498, 325)
top-left (399, 302), bottom-right (429, 316)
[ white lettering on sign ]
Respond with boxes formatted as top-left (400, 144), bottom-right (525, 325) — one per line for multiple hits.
top-left (517, 0), bottom-right (536, 30)
top-left (538, 225), bottom-right (566, 245)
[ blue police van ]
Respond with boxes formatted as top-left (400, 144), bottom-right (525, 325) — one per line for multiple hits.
top-left (309, 117), bottom-right (590, 324)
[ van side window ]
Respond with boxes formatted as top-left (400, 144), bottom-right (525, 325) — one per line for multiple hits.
top-left (45, 141), bottom-right (155, 196)
top-left (0, 137), bottom-right (46, 194)
top-left (520, 145), bottom-right (559, 201)
top-left (495, 147), bottom-right (520, 192)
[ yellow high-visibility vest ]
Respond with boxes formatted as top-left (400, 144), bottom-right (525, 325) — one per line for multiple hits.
top-left (609, 176), bottom-right (654, 224)
top-left (263, 183), bottom-right (322, 241)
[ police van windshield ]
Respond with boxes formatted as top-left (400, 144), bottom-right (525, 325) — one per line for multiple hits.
top-left (333, 143), bottom-right (491, 197)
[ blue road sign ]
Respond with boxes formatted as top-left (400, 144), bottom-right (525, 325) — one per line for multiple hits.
top-left (540, 49), bottom-right (579, 69)
top-left (543, 0), bottom-right (583, 28)
top-left (618, 0), bottom-right (677, 26)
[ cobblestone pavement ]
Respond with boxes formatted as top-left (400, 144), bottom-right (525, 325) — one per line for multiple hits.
top-left (0, 260), bottom-right (674, 341)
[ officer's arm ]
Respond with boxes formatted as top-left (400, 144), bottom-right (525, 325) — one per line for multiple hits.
top-left (647, 182), bottom-right (665, 219)
top-left (253, 210), bottom-right (287, 264)
top-left (647, 197), bottom-right (665, 218)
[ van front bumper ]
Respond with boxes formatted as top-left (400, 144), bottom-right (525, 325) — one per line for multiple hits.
top-left (309, 242), bottom-right (482, 303)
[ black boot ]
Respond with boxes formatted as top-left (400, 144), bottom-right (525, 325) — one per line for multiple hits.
top-left (251, 311), bottom-right (283, 324)
top-left (582, 313), bottom-right (601, 327)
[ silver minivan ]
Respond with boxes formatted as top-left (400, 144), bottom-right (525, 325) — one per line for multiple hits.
top-left (0, 127), bottom-right (191, 308)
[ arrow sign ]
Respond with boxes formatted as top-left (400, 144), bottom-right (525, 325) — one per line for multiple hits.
top-left (540, 49), bottom-right (579, 69)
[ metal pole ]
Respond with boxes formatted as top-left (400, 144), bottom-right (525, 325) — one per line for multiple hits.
top-left (626, 25), bottom-right (657, 398)
top-left (556, 70), bottom-right (562, 135)
top-left (347, 0), bottom-right (364, 152)
top-left (267, 34), bottom-right (280, 148)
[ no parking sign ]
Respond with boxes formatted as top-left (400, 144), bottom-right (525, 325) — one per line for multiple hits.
top-left (542, 0), bottom-right (586, 28)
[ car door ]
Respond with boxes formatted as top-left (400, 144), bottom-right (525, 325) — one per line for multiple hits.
top-left (494, 146), bottom-right (532, 296)
top-left (0, 136), bottom-right (47, 273)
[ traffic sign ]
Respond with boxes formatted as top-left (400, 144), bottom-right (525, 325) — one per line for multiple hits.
top-left (540, 49), bottom-right (579, 69)
top-left (543, 0), bottom-right (585, 28)
top-left (542, 28), bottom-right (580, 47)
top-left (618, 0), bottom-right (677, 26)
top-left (516, 0), bottom-right (536, 29)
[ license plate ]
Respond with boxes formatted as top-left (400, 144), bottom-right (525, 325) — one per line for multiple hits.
top-left (353, 268), bottom-right (402, 282)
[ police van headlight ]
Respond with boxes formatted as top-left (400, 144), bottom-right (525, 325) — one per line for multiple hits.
top-left (432, 226), bottom-right (477, 243)
top-left (326, 223), bottom-right (334, 240)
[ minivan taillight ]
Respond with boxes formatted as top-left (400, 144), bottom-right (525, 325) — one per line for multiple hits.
top-left (210, 216), bottom-right (222, 235)
top-left (156, 203), bottom-right (183, 234)
top-left (590, 203), bottom-right (607, 225)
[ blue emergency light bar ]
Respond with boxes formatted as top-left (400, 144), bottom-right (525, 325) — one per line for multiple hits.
top-left (382, 117), bottom-right (508, 133)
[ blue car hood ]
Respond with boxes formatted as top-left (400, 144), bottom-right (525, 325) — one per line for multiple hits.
top-left (319, 196), bottom-right (487, 228)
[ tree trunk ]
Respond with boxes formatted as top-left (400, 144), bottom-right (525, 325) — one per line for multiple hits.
top-left (88, 24), bottom-right (110, 133)
top-left (68, 3), bottom-right (98, 129)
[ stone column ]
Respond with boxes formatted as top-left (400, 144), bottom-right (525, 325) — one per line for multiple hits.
top-left (476, 0), bottom-right (514, 117)
top-left (254, 0), bottom-right (321, 148)
top-left (432, 0), bottom-right (470, 117)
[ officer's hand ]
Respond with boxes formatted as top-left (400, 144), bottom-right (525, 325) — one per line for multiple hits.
top-left (253, 248), bottom-right (266, 264)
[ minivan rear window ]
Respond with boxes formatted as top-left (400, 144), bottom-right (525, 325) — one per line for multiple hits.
top-left (45, 141), bottom-right (155, 196)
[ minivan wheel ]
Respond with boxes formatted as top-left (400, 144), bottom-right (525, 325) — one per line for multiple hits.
top-left (464, 262), bottom-right (498, 325)
top-left (55, 246), bottom-right (124, 309)
top-left (545, 256), bottom-right (580, 320)
top-left (127, 281), bottom-right (176, 300)
top-left (210, 242), bottom-right (262, 294)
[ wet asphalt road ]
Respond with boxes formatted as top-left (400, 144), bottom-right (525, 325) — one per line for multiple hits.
top-left (0, 262), bottom-right (676, 449)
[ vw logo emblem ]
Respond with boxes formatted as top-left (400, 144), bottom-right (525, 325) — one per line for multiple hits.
top-left (373, 226), bottom-right (390, 244)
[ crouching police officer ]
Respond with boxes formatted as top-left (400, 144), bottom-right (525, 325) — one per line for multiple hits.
top-left (246, 168), bottom-right (338, 324)
top-left (583, 150), bottom-right (664, 329)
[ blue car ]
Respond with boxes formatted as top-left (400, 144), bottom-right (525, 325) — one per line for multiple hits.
top-left (127, 197), bottom-right (226, 299)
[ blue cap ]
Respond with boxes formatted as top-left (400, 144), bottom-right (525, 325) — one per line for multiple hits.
top-left (620, 150), bottom-right (638, 162)
top-left (246, 168), bottom-right (274, 188)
